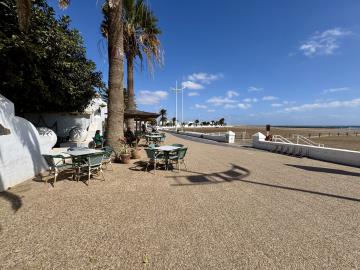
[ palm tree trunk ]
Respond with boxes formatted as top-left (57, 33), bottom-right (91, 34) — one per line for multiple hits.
top-left (105, 0), bottom-right (125, 153)
top-left (16, 0), bottom-right (32, 32)
top-left (126, 56), bottom-right (135, 131)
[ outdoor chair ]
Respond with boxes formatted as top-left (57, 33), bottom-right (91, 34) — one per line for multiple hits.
top-left (102, 146), bottom-right (114, 171)
top-left (144, 148), bottom-right (164, 173)
top-left (159, 133), bottom-right (166, 144)
top-left (42, 154), bottom-right (73, 186)
top-left (148, 143), bottom-right (158, 148)
top-left (73, 153), bottom-right (105, 183)
top-left (168, 147), bottom-right (188, 172)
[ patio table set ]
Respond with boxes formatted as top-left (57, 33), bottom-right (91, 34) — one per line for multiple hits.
top-left (42, 147), bottom-right (112, 186)
top-left (144, 143), bottom-right (188, 173)
top-left (145, 132), bottom-right (166, 145)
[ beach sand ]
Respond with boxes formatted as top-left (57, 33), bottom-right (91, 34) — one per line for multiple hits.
top-left (184, 126), bottom-right (360, 151)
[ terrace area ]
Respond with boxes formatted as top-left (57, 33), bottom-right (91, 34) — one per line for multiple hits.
top-left (1, 133), bottom-right (360, 269)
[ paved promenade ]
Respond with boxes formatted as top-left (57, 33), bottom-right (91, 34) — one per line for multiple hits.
top-left (1, 133), bottom-right (360, 269)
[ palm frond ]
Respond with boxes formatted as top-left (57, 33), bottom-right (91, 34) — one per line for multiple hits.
top-left (58, 0), bottom-right (70, 9)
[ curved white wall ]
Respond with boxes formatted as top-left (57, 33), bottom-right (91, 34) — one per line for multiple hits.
top-left (0, 95), bottom-right (48, 191)
top-left (252, 132), bottom-right (360, 167)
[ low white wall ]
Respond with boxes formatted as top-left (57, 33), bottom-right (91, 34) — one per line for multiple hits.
top-left (0, 95), bottom-right (50, 191)
top-left (167, 130), bottom-right (235, 143)
top-left (25, 113), bottom-right (91, 138)
top-left (252, 132), bottom-right (360, 167)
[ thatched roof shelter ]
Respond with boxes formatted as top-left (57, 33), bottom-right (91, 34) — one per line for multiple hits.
top-left (124, 109), bottom-right (160, 121)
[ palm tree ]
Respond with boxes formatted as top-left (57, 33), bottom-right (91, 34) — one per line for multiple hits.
top-left (102, 0), bottom-right (162, 131)
top-left (159, 108), bottom-right (167, 126)
top-left (103, 0), bottom-right (125, 152)
top-left (15, 0), bottom-right (126, 153)
top-left (219, 118), bottom-right (225, 126)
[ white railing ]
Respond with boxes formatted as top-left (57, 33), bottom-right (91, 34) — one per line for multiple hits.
top-left (295, 135), bottom-right (324, 147)
top-left (273, 135), bottom-right (293, 143)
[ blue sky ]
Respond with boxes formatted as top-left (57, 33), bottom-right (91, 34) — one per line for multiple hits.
top-left (50, 0), bottom-right (360, 125)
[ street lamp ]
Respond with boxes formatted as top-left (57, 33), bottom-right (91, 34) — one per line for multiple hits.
top-left (171, 81), bottom-right (186, 131)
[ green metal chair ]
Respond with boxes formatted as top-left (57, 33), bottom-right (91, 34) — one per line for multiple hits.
top-left (73, 153), bottom-right (105, 184)
top-left (144, 148), bottom-right (164, 173)
top-left (42, 154), bottom-right (73, 186)
top-left (102, 146), bottom-right (114, 171)
top-left (168, 147), bottom-right (188, 172)
top-left (159, 133), bottom-right (166, 144)
top-left (148, 143), bottom-right (159, 148)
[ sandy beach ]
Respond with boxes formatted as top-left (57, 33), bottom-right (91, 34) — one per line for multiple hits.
top-left (184, 126), bottom-right (360, 151)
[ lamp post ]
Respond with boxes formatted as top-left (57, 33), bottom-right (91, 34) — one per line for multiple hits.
top-left (171, 81), bottom-right (186, 131)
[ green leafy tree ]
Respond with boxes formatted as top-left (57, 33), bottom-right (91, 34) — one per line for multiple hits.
top-left (194, 119), bottom-right (199, 126)
top-left (0, 0), bottom-right (105, 113)
top-left (11, 0), bottom-right (126, 153)
top-left (172, 117), bottom-right (176, 127)
top-left (101, 0), bottom-right (162, 130)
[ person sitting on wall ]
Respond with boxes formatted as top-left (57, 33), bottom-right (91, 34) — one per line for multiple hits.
top-left (265, 134), bottom-right (273, 141)
top-left (125, 127), bottom-right (140, 146)
top-left (93, 130), bottom-right (104, 148)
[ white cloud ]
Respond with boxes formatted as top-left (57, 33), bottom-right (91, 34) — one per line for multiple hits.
top-left (238, 103), bottom-right (251, 109)
top-left (194, 104), bottom-right (207, 109)
top-left (271, 103), bottom-right (283, 107)
top-left (182, 81), bottom-right (204, 90)
top-left (207, 109), bottom-right (216, 112)
top-left (188, 92), bottom-right (200, 97)
top-left (224, 104), bottom-right (237, 109)
top-left (187, 72), bottom-right (223, 84)
top-left (283, 98), bottom-right (360, 112)
top-left (243, 98), bottom-right (258, 103)
top-left (226, 90), bottom-right (239, 98)
top-left (248, 86), bottom-right (263, 92)
top-left (299, 27), bottom-right (352, 57)
top-left (323, 87), bottom-right (349, 94)
top-left (262, 96), bottom-right (278, 101)
top-left (207, 96), bottom-right (237, 106)
top-left (282, 100), bottom-right (296, 105)
top-left (137, 90), bottom-right (168, 105)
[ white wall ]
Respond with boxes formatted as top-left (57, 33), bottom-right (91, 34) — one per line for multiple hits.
top-left (25, 113), bottom-right (91, 138)
top-left (0, 95), bottom-right (49, 191)
top-left (24, 97), bottom-right (107, 140)
top-left (252, 132), bottom-right (360, 167)
top-left (167, 130), bottom-right (235, 143)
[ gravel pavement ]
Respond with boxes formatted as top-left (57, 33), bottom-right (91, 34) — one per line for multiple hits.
top-left (1, 133), bottom-right (360, 269)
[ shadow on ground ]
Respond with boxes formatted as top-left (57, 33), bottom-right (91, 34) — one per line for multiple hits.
top-left (169, 164), bottom-right (250, 186)
top-left (0, 190), bottom-right (22, 212)
top-left (32, 170), bottom-right (96, 187)
top-left (129, 160), bottom-right (170, 172)
top-left (285, 164), bottom-right (360, 177)
top-left (169, 163), bottom-right (360, 203)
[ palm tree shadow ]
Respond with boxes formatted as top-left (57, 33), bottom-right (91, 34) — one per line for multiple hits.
top-left (285, 164), bottom-right (360, 177)
top-left (169, 163), bottom-right (360, 203)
